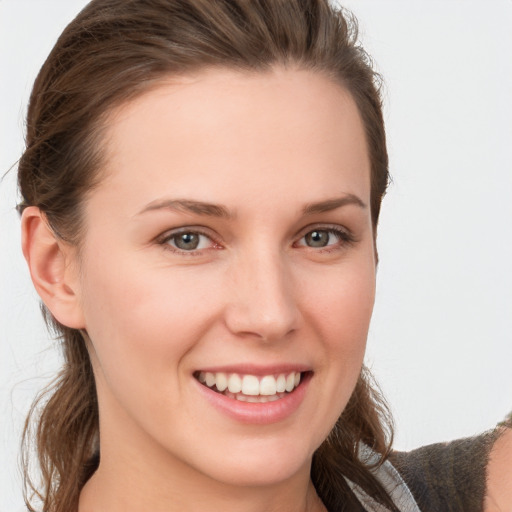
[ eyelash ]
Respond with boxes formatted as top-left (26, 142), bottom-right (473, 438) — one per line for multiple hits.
top-left (157, 228), bottom-right (221, 256)
top-left (294, 226), bottom-right (356, 253)
top-left (156, 225), bottom-right (355, 256)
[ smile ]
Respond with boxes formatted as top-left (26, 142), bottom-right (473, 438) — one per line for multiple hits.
top-left (195, 371), bottom-right (303, 403)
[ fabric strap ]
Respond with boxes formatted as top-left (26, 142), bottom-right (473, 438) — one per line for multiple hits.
top-left (343, 443), bottom-right (422, 512)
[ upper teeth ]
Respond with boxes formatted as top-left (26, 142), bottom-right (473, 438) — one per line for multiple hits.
top-left (198, 371), bottom-right (301, 396)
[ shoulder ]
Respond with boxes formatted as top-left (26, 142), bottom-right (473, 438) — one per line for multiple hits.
top-left (388, 430), bottom-right (500, 512)
top-left (484, 427), bottom-right (512, 512)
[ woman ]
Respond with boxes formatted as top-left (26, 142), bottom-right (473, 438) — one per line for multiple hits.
top-left (8, 1), bottom-right (511, 511)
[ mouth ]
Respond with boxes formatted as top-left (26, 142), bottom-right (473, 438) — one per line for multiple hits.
top-left (194, 370), bottom-right (307, 403)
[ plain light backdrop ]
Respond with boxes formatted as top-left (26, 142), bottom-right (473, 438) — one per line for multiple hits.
top-left (1, 1), bottom-right (511, 510)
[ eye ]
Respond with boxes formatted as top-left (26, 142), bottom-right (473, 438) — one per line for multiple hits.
top-left (304, 230), bottom-right (332, 248)
top-left (296, 227), bottom-right (353, 250)
top-left (159, 229), bottom-right (218, 253)
top-left (173, 232), bottom-right (202, 250)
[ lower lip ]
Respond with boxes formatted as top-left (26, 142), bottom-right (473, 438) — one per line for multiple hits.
top-left (195, 373), bottom-right (311, 425)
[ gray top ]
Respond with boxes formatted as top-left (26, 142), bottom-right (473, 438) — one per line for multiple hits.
top-left (346, 429), bottom-right (501, 512)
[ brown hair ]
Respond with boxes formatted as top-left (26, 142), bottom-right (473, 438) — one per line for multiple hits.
top-left (18, 1), bottom-right (393, 511)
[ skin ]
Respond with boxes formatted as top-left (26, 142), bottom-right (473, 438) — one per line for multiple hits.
top-left (20, 66), bottom-right (512, 512)
top-left (484, 428), bottom-right (512, 512)
top-left (23, 67), bottom-right (376, 512)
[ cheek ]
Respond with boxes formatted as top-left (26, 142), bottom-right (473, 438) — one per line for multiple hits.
top-left (304, 256), bottom-right (376, 347)
top-left (301, 256), bottom-right (375, 431)
top-left (78, 258), bottom-right (229, 447)
top-left (77, 249), bottom-right (220, 396)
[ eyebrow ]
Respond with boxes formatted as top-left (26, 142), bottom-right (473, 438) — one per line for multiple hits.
top-left (137, 193), bottom-right (366, 218)
top-left (137, 199), bottom-right (233, 218)
top-left (302, 194), bottom-right (367, 215)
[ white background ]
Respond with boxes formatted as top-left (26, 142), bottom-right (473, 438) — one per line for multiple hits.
top-left (1, 1), bottom-right (511, 510)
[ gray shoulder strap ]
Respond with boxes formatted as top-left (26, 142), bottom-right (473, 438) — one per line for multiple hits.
top-left (343, 444), bottom-right (422, 512)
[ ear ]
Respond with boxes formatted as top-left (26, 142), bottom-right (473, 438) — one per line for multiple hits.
top-left (21, 206), bottom-right (85, 329)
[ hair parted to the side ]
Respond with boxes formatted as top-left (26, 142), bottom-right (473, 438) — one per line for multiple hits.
top-left (18, 1), bottom-right (393, 511)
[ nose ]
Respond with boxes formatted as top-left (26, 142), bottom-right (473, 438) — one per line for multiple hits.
top-left (223, 249), bottom-right (300, 342)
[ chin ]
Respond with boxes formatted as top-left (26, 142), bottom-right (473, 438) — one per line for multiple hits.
top-left (190, 435), bottom-right (317, 488)
top-left (206, 459), bottom-right (309, 488)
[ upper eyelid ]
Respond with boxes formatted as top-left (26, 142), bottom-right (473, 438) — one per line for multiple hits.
top-left (294, 225), bottom-right (358, 251)
top-left (156, 225), bottom-right (218, 242)
top-left (294, 222), bottom-right (352, 238)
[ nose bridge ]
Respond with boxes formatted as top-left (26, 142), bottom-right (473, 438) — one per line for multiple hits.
top-left (225, 243), bottom-right (299, 341)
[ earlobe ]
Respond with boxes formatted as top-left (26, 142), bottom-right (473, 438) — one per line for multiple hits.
top-left (21, 206), bottom-right (85, 329)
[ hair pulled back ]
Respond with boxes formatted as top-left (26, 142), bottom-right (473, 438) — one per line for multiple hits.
top-left (18, 1), bottom-right (392, 511)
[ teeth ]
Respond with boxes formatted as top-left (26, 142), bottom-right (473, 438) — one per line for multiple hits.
top-left (215, 372), bottom-right (228, 392)
top-left (228, 373), bottom-right (242, 393)
top-left (198, 371), bottom-right (303, 397)
top-left (276, 374), bottom-right (286, 393)
top-left (260, 375), bottom-right (277, 396)
top-left (205, 372), bottom-right (215, 387)
top-left (285, 373), bottom-right (295, 392)
top-left (242, 375), bottom-right (260, 395)
top-left (224, 391), bottom-right (286, 403)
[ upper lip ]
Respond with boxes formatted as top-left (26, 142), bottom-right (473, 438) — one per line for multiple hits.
top-left (194, 364), bottom-right (311, 376)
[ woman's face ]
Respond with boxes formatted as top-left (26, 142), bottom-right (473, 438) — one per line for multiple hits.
top-left (72, 68), bottom-right (376, 487)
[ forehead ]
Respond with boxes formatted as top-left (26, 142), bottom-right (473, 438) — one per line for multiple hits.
top-left (94, 67), bottom-right (371, 216)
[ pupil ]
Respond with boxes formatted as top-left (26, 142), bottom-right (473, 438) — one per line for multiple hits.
top-left (175, 233), bottom-right (199, 250)
top-left (306, 230), bottom-right (329, 247)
